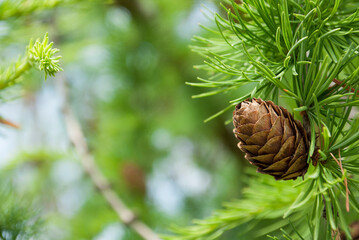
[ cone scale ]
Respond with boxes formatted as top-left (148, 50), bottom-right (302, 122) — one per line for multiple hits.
top-left (233, 98), bottom-right (309, 180)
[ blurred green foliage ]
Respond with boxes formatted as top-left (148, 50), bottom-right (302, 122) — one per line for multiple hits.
top-left (0, 0), bottom-right (248, 239)
top-left (0, 187), bottom-right (42, 240)
top-left (4, 0), bottom-right (359, 239)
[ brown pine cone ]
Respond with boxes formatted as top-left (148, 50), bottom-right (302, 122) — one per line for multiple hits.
top-left (233, 98), bottom-right (309, 180)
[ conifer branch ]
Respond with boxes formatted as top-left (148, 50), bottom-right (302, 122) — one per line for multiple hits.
top-left (165, 172), bottom-right (310, 240)
top-left (27, 33), bottom-right (63, 80)
top-left (181, 0), bottom-right (359, 239)
top-left (0, 33), bottom-right (62, 89)
top-left (59, 76), bottom-right (161, 240)
top-left (0, 58), bottom-right (30, 90)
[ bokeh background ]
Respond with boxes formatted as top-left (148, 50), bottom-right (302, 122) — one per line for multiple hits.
top-left (0, 0), bottom-right (246, 239)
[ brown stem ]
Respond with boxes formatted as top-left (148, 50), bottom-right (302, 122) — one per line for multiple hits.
top-left (58, 76), bottom-right (161, 240)
top-left (329, 78), bottom-right (359, 97)
top-left (333, 79), bottom-right (359, 96)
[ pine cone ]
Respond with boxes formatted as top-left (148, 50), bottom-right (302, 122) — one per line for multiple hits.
top-left (233, 98), bottom-right (309, 180)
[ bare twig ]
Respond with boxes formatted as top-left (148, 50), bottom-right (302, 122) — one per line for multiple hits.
top-left (332, 79), bottom-right (359, 97)
top-left (330, 151), bottom-right (350, 212)
top-left (59, 76), bottom-right (161, 240)
top-left (0, 117), bottom-right (20, 129)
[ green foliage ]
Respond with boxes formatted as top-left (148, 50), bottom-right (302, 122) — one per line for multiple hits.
top-left (0, 189), bottom-right (41, 240)
top-left (0, 56), bottom-right (29, 90)
top-left (191, 0), bottom-right (359, 116)
top-left (0, 33), bottom-right (62, 90)
top-left (0, 0), bottom-right (65, 20)
top-left (0, 1), bottom-right (63, 239)
top-left (28, 33), bottom-right (63, 80)
top-left (165, 171), bottom-right (310, 240)
top-left (0, 0), bottom-right (112, 20)
top-left (173, 0), bottom-right (359, 239)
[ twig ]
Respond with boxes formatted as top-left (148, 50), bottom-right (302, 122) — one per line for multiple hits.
top-left (332, 79), bottom-right (359, 97)
top-left (58, 76), bottom-right (161, 240)
top-left (0, 117), bottom-right (20, 129)
top-left (338, 149), bottom-right (350, 213)
top-left (330, 151), bottom-right (350, 212)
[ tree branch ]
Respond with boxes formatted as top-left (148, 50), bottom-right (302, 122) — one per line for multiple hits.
top-left (59, 76), bottom-right (161, 240)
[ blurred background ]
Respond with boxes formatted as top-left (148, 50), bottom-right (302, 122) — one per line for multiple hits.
top-left (0, 0), bottom-right (246, 239)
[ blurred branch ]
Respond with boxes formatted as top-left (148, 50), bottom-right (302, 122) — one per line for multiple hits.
top-left (0, 0), bottom-right (111, 20)
top-left (0, 0), bottom-right (62, 20)
top-left (0, 117), bottom-right (20, 129)
top-left (0, 57), bottom-right (30, 90)
top-left (59, 76), bottom-right (161, 240)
